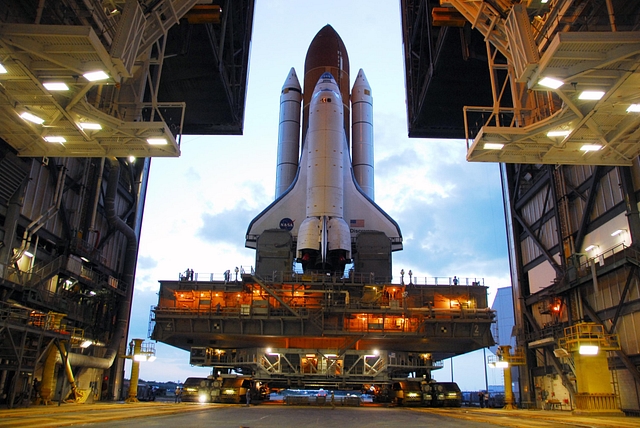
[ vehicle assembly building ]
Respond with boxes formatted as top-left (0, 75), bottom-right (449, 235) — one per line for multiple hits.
top-left (0, 0), bottom-right (253, 407)
top-left (404, 0), bottom-right (640, 414)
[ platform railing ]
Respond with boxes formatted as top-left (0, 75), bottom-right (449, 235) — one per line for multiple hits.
top-left (574, 393), bottom-right (618, 411)
top-left (176, 268), bottom-right (485, 288)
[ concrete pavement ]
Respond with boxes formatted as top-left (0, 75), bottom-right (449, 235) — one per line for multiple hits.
top-left (0, 401), bottom-right (638, 428)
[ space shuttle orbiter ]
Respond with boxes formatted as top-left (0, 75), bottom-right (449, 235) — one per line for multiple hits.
top-left (245, 25), bottom-right (402, 276)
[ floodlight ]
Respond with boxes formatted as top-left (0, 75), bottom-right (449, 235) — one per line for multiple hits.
top-left (79, 123), bottom-right (102, 130)
top-left (484, 143), bottom-right (504, 150)
top-left (83, 70), bottom-right (109, 81)
top-left (539, 77), bottom-right (563, 89)
top-left (43, 82), bottom-right (69, 91)
top-left (44, 136), bottom-right (66, 143)
top-left (579, 91), bottom-right (604, 100)
top-left (547, 130), bottom-right (570, 137)
top-left (579, 345), bottom-right (599, 355)
top-left (20, 112), bottom-right (44, 124)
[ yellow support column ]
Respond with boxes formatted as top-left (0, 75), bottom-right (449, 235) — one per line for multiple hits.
top-left (502, 355), bottom-right (516, 410)
top-left (558, 322), bottom-right (622, 415)
top-left (38, 345), bottom-right (57, 405)
top-left (498, 345), bottom-right (518, 410)
top-left (489, 345), bottom-right (525, 410)
top-left (125, 339), bottom-right (143, 403)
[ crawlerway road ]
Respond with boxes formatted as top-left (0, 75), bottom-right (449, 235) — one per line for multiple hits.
top-left (0, 402), bottom-right (637, 428)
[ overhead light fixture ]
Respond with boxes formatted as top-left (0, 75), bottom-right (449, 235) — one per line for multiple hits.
top-left (579, 345), bottom-right (599, 355)
top-left (585, 244), bottom-right (598, 252)
top-left (128, 156), bottom-right (136, 163)
top-left (133, 354), bottom-right (147, 362)
top-left (43, 82), bottom-right (69, 91)
top-left (79, 122), bottom-right (102, 130)
top-left (80, 340), bottom-right (93, 348)
top-left (553, 348), bottom-right (570, 358)
top-left (0, 63), bottom-right (6, 73)
top-left (495, 361), bottom-right (509, 368)
top-left (579, 91), bottom-right (605, 100)
top-left (547, 130), bottom-right (571, 137)
top-left (539, 77), bottom-right (563, 89)
top-left (611, 229), bottom-right (626, 237)
top-left (83, 70), bottom-right (109, 81)
top-left (580, 144), bottom-right (602, 152)
top-left (44, 136), bottom-right (66, 143)
top-left (23, 251), bottom-right (34, 258)
top-left (20, 112), bottom-right (45, 124)
top-left (147, 355), bottom-right (156, 362)
top-left (484, 143), bottom-right (504, 150)
top-left (147, 137), bottom-right (168, 145)
top-left (627, 104), bottom-right (640, 113)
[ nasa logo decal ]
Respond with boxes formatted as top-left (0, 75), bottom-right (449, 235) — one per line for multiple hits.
top-left (280, 218), bottom-right (294, 230)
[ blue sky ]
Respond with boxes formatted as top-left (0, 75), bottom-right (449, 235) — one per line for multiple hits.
top-left (125, 0), bottom-right (511, 391)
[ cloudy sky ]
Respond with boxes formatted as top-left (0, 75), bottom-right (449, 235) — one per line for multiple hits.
top-left (125, 0), bottom-right (512, 391)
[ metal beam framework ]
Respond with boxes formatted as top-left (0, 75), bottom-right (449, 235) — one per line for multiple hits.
top-left (190, 347), bottom-right (444, 386)
top-left (439, 1), bottom-right (640, 165)
top-left (0, 1), bottom-right (202, 157)
top-left (505, 159), bottom-right (640, 404)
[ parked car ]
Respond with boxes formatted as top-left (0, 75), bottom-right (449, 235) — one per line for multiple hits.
top-left (424, 382), bottom-right (462, 407)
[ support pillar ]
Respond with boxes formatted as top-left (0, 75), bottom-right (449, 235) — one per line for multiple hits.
top-left (38, 346), bottom-right (57, 405)
top-left (125, 339), bottom-right (142, 403)
top-left (502, 360), bottom-right (516, 409)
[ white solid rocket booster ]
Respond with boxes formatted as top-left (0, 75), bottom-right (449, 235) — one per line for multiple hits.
top-left (275, 68), bottom-right (302, 198)
top-left (351, 69), bottom-right (374, 199)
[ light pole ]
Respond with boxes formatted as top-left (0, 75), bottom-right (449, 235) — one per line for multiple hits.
top-left (400, 269), bottom-right (405, 285)
top-left (483, 348), bottom-right (489, 395)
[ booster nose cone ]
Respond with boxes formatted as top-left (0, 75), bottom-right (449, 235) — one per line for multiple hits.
top-left (282, 67), bottom-right (301, 92)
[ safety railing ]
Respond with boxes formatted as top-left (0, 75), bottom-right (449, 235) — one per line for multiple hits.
top-left (570, 243), bottom-right (640, 279)
top-left (574, 393), bottom-right (618, 411)
top-left (176, 268), bottom-right (484, 288)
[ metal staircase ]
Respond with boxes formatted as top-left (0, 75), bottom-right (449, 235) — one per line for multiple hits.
top-left (251, 275), bottom-right (300, 317)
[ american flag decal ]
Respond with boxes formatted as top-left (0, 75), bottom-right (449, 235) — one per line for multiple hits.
top-left (350, 219), bottom-right (365, 227)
